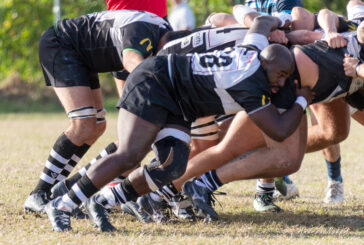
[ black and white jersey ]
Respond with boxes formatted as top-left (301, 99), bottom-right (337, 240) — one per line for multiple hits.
top-left (158, 26), bottom-right (249, 56)
top-left (56, 10), bottom-right (171, 72)
top-left (296, 31), bottom-right (364, 104)
top-left (168, 33), bottom-right (272, 121)
top-left (334, 32), bottom-right (364, 97)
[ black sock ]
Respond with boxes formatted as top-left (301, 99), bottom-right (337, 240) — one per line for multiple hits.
top-left (64, 142), bottom-right (117, 189)
top-left (66, 174), bottom-right (99, 207)
top-left (33, 133), bottom-right (79, 193)
top-left (156, 183), bottom-right (179, 201)
top-left (110, 177), bottom-right (139, 203)
top-left (198, 169), bottom-right (223, 192)
top-left (59, 144), bottom-right (90, 181)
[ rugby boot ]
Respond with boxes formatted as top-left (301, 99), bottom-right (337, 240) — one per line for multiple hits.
top-left (50, 180), bottom-right (69, 199)
top-left (273, 182), bottom-right (299, 201)
top-left (274, 177), bottom-right (287, 196)
top-left (84, 195), bottom-right (116, 232)
top-left (253, 193), bottom-right (282, 212)
top-left (50, 181), bottom-right (87, 219)
top-left (182, 179), bottom-right (219, 221)
top-left (24, 190), bottom-right (50, 213)
top-left (324, 180), bottom-right (343, 204)
top-left (45, 197), bottom-right (72, 232)
top-left (121, 200), bottom-right (153, 223)
top-left (168, 193), bottom-right (195, 221)
top-left (137, 194), bottom-right (171, 223)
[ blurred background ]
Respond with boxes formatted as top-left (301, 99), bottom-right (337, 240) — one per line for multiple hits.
top-left (0, 0), bottom-right (349, 113)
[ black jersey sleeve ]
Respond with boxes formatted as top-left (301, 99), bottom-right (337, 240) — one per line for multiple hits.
top-left (337, 17), bottom-right (358, 32)
top-left (121, 22), bottom-right (162, 58)
top-left (228, 68), bottom-right (272, 114)
top-left (276, 0), bottom-right (303, 13)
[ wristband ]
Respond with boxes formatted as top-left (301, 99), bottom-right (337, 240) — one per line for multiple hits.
top-left (355, 60), bottom-right (362, 77)
top-left (295, 96), bottom-right (308, 110)
top-left (273, 12), bottom-right (292, 28)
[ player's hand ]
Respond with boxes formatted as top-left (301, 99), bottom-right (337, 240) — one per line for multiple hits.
top-left (281, 19), bottom-right (291, 30)
top-left (268, 30), bottom-right (288, 44)
top-left (295, 82), bottom-right (314, 105)
top-left (343, 53), bottom-right (359, 78)
top-left (325, 32), bottom-right (347, 48)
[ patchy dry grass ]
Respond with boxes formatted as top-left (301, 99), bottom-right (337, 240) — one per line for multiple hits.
top-left (0, 113), bottom-right (363, 244)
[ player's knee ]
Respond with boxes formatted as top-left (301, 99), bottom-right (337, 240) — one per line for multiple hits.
top-left (272, 148), bottom-right (301, 175)
top-left (144, 135), bottom-right (190, 191)
top-left (95, 120), bottom-right (107, 138)
top-left (323, 126), bottom-right (349, 144)
top-left (68, 106), bottom-right (107, 141)
top-left (69, 117), bottom-right (98, 140)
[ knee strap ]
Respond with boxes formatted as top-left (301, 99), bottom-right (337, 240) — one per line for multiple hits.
top-left (67, 106), bottom-right (97, 120)
top-left (191, 116), bottom-right (218, 140)
top-left (96, 108), bottom-right (107, 124)
top-left (145, 136), bottom-right (190, 189)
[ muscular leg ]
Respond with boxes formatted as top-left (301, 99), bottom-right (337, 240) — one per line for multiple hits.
top-left (307, 98), bottom-right (350, 152)
top-left (25, 86), bottom-right (106, 212)
top-left (87, 109), bottom-right (160, 189)
top-left (352, 110), bottom-right (364, 125)
top-left (217, 116), bottom-right (307, 183)
top-left (172, 111), bottom-right (265, 191)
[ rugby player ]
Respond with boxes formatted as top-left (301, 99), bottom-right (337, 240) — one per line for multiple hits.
top-left (44, 15), bottom-right (313, 232)
top-left (23, 9), bottom-right (172, 213)
top-left (179, 21), bottom-right (364, 220)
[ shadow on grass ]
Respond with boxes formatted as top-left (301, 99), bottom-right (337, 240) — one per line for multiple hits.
top-left (219, 207), bottom-right (364, 233)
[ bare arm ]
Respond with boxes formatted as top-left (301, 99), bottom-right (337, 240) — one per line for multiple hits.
top-left (317, 8), bottom-right (347, 48)
top-left (248, 103), bottom-right (305, 142)
top-left (249, 86), bottom-right (314, 142)
top-left (122, 49), bottom-right (145, 73)
top-left (248, 15), bottom-right (282, 37)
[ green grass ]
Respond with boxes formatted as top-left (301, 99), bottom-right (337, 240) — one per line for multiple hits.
top-left (0, 114), bottom-right (363, 244)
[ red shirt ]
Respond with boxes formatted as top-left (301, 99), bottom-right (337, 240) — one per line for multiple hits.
top-left (106, 0), bottom-right (167, 18)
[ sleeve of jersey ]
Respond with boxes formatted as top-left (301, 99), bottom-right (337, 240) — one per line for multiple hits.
top-left (229, 78), bottom-right (272, 115)
top-left (276, 0), bottom-right (303, 14)
top-left (337, 17), bottom-right (358, 32)
top-left (121, 23), bottom-right (157, 58)
top-left (242, 33), bottom-right (269, 51)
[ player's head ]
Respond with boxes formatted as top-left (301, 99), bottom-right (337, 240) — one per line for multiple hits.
top-left (260, 44), bottom-right (295, 93)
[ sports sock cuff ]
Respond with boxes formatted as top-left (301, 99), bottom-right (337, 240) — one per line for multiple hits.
top-left (210, 169), bottom-right (223, 187)
top-left (121, 177), bottom-right (140, 202)
top-left (105, 142), bottom-right (118, 154)
top-left (54, 133), bottom-right (80, 159)
top-left (257, 180), bottom-right (275, 189)
top-left (325, 156), bottom-right (341, 165)
top-left (65, 173), bottom-right (82, 189)
top-left (78, 174), bottom-right (99, 198)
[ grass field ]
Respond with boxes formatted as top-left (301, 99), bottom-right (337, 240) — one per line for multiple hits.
top-left (1, 113), bottom-right (364, 244)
